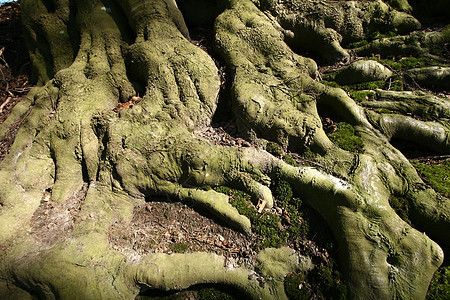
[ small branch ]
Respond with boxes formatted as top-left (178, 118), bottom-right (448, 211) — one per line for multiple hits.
top-left (50, 95), bottom-right (56, 111)
top-left (412, 155), bottom-right (450, 162)
top-left (11, 105), bottom-right (34, 127)
top-left (0, 47), bottom-right (8, 68)
top-left (10, 87), bottom-right (32, 95)
top-left (0, 97), bottom-right (11, 114)
top-left (231, 66), bottom-right (238, 88)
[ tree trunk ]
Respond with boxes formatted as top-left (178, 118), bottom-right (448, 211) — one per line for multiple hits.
top-left (0, 0), bottom-right (449, 299)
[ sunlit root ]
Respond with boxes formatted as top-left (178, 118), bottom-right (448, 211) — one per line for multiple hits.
top-left (361, 89), bottom-right (450, 120)
top-left (366, 111), bottom-right (450, 153)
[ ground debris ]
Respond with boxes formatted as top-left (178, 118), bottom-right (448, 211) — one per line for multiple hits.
top-left (194, 125), bottom-right (252, 147)
top-left (108, 200), bottom-right (259, 264)
top-left (0, 1), bottom-right (33, 161)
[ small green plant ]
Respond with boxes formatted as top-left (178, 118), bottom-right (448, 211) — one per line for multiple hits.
top-left (327, 122), bottom-right (364, 152)
top-left (412, 160), bottom-right (450, 198)
top-left (266, 141), bottom-right (283, 157)
top-left (164, 210), bottom-right (170, 219)
top-left (427, 266), bottom-right (450, 300)
top-left (169, 242), bottom-right (189, 253)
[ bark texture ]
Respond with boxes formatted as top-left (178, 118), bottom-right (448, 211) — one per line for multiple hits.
top-left (0, 0), bottom-right (449, 299)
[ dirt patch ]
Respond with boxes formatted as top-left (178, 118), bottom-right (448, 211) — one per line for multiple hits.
top-left (108, 199), bottom-right (260, 265)
top-left (29, 184), bottom-right (88, 246)
top-left (194, 125), bottom-right (252, 148)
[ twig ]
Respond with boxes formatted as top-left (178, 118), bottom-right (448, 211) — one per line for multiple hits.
top-left (11, 87), bottom-right (32, 94)
top-left (0, 97), bottom-right (11, 113)
top-left (180, 221), bottom-right (189, 233)
top-left (404, 72), bottom-right (422, 90)
top-left (11, 105), bottom-right (34, 126)
top-left (0, 47), bottom-right (8, 68)
top-left (412, 154), bottom-right (450, 162)
top-left (50, 95), bottom-right (56, 111)
top-left (231, 66), bottom-right (238, 88)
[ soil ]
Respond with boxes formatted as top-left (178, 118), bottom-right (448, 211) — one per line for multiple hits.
top-left (108, 199), bottom-right (259, 265)
top-left (29, 184), bottom-right (88, 246)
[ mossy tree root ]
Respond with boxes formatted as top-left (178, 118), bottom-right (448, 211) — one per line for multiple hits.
top-left (1, 0), bottom-right (450, 299)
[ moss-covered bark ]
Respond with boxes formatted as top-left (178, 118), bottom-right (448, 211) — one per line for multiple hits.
top-left (0, 0), bottom-right (449, 299)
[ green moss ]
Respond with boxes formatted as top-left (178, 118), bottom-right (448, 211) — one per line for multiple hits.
top-left (388, 195), bottom-right (411, 225)
top-left (367, 56), bottom-right (447, 72)
top-left (348, 32), bottom-right (397, 49)
top-left (327, 123), bottom-right (364, 152)
top-left (321, 81), bottom-right (341, 88)
top-left (315, 265), bottom-right (347, 300)
top-left (390, 79), bottom-right (404, 91)
top-left (346, 80), bottom-right (386, 90)
top-left (427, 266), bottom-right (450, 300)
top-left (285, 273), bottom-right (311, 300)
top-left (411, 160), bottom-right (450, 198)
top-left (375, 108), bottom-right (394, 114)
top-left (349, 40), bottom-right (369, 49)
top-left (266, 141), bottom-right (283, 157)
top-left (286, 265), bottom-right (347, 300)
top-left (286, 202), bottom-right (309, 237)
top-left (369, 31), bottom-right (397, 40)
top-left (431, 48), bottom-right (444, 56)
top-left (169, 243), bottom-right (189, 253)
top-left (400, 57), bottom-right (430, 69)
top-left (137, 286), bottom-right (238, 300)
top-left (283, 154), bottom-right (299, 167)
top-left (272, 178), bottom-right (309, 237)
top-left (198, 287), bottom-right (236, 300)
top-left (274, 179), bottom-right (293, 206)
top-left (215, 182), bottom-right (308, 248)
top-left (347, 90), bottom-right (375, 102)
top-left (215, 186), bottom-right (285, 248)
